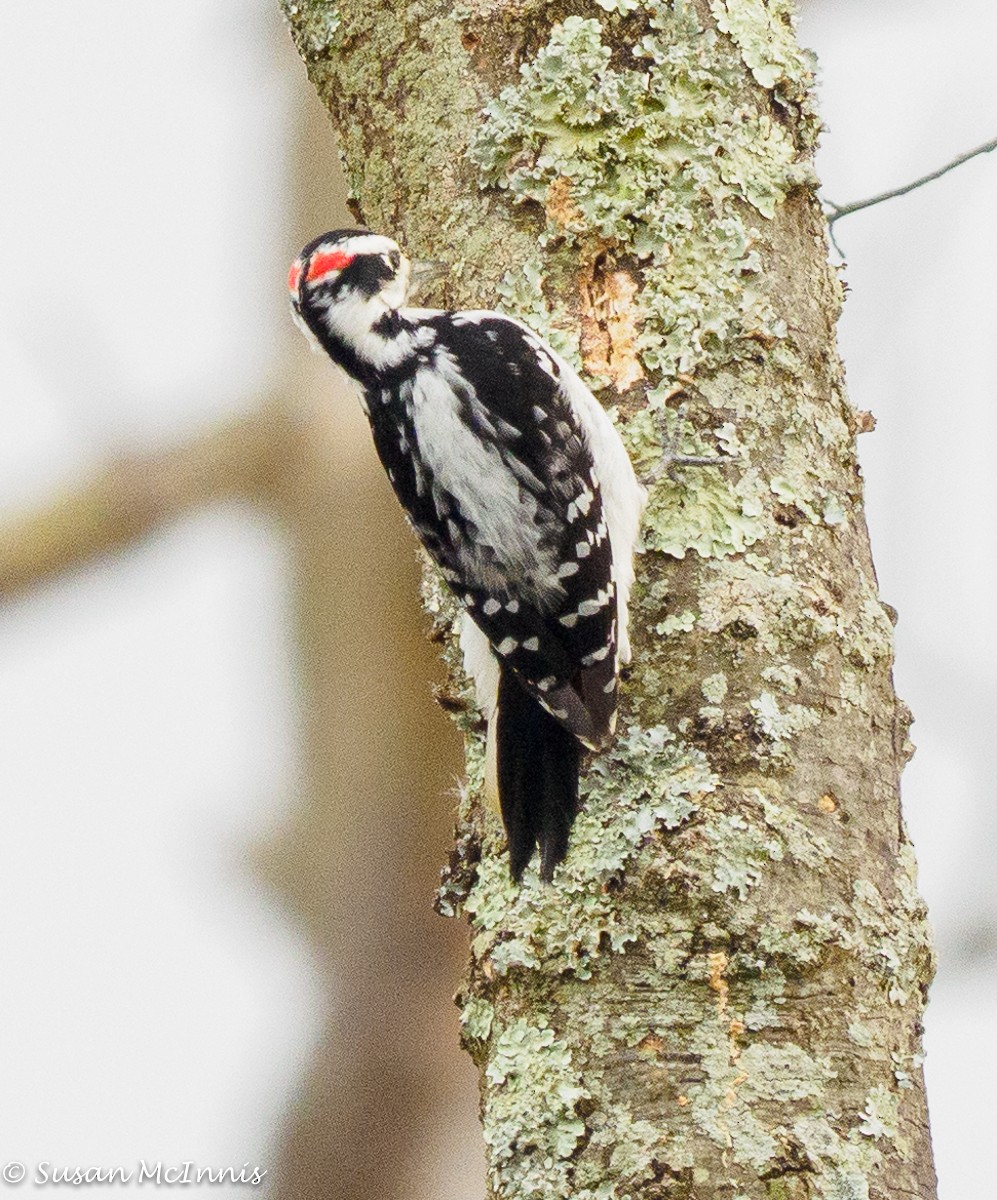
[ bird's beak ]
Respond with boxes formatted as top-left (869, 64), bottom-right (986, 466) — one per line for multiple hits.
top-left (409, 258), bottom-right (449, 296)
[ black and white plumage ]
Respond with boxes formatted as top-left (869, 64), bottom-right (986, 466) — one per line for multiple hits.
top-left (289, 229), bottom-right (645, 881)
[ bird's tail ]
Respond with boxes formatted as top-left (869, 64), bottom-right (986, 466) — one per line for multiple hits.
top-left (495, 667), bottom-right (581, 882)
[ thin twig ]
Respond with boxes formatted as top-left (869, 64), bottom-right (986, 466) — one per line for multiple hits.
top-left (824, 135), bottom-right (997, 228)
top-left (641, 453), bottom-right (729, 487)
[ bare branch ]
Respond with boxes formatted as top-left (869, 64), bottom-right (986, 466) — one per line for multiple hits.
top-left (825, 134), bottom-right (997, 227)
top-left (0, 399), bottom-right (302, 599)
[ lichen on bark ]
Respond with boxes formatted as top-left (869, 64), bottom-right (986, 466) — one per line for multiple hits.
top-left (280, 1), bottom-right (938, 1197)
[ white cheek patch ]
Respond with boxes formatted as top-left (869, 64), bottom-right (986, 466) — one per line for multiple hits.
top-left (380, 260), bottom-right (410, 310)
top-left (316, 291), bottom-right (419, 371)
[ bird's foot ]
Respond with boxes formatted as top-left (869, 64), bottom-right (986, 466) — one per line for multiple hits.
top-left (640, 403), bottom-right (732, 486)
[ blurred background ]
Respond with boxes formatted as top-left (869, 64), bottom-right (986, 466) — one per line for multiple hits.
top-left (0, 2), bottom-right (992, 1196)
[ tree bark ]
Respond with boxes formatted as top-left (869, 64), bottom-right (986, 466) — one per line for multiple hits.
top-left (281, 2), bottom-right (937, 1197)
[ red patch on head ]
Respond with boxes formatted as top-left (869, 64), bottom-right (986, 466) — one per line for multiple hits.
top-left (287, 260), bottom-right (302, 293)
top-left (306, 250), bottom-right (355, 282)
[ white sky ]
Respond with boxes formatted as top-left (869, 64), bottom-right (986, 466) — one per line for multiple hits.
top-left (0, 1), bottom-right (994, 1196)
top-left (0, 2), bottom-right (319, 1193)
top-left (800, 3), bottom-right (997, 1193)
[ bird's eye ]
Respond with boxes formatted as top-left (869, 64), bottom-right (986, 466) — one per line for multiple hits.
top-left (389, 250), bottom-right (401, 269)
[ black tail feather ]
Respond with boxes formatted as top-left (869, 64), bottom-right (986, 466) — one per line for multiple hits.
top-left (496, 668), bottom-right (581, 882)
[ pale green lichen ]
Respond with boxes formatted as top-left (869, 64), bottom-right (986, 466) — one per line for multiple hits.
top-left (464, 724), bottom-right (715, 977)
top-left (683, 1037), bottom-right (778, 1170)
top-left (742, 979), bottom-right (789, 1032)
top-left (681, 1040), bottom-right (834, 1170)
top-left (770, 474), bottom-right (850, 532)
top-left (848, 1021), bottom-right (875, 1049)
top-left (748, 844), bottom-right (931, 998)
top-left (626, 349), bottom-right (858, 561)
top-left (692, 558), bottom-right (894, 672)
top-left (626, 399), bottom-right (768, 559)
top-left (280, 0), bottom-right (342, 51)
top-left (461, 995), bottom-right (495, 1043)
top-left (483, 1017), bottom-right (591, 1198)
top-left (595, 0), bottom-right (644, 14)
top-left (471, 2), bottom-right (817, 380)
top-left (715, 420), bottom-right (744, 456)
top-left (604, 1118), bottom-right (668, 1179)
top-left (760, 662), bottom-right (802, 695)
top-left (758, 795), bottom-right (833, 869)
top-left (738, 1043), bottom-right (835, 1103)
top-left (845, 858), bottom-right (934, 1007)
top-left (749, 691), bottom-right (821, 763)
top-left (707, 811), bottom-right (775, 898)
top-left (793, 1115), bottom-right (879, 1200)
top-left (770, 475), bottom-right (823, 525)
top-left (693, 789), bottom-right (832, 915)
top-left (823, 493), bottom-right (848, 526)
top-left (654, 607), bottom-right (697, 636)
top-left (495, 261), bottom-right (583, 367)
top-left (858, 1085), bottom-right (901, 1143)
top-left (643, 470), bottom-right (768, 558)
top-left (756, 910), bottom-right (835, 966)
top-left (710, 0), bottom-right (818, 104)
top-left (892, 1048), bottom-right (923, 1091)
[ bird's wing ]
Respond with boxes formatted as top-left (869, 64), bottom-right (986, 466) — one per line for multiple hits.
top-left (374, 311), bottom-right (621, 747)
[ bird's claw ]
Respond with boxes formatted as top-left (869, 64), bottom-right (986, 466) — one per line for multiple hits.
top-left (641, 403), bottom-right (731, 485)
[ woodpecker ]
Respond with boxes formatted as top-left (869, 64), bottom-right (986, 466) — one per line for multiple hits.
top-left (289, 229), bottom-right (645, 881)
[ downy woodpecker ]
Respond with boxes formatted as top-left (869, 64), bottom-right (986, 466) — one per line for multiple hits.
top-left (289, 230), bottom-right (645, 881)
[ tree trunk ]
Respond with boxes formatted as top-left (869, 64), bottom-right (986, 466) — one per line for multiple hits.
top-left (281, 2), bottom-right (938, 1197)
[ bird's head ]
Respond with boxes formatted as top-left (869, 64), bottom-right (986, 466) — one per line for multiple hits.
top-left (289, 228), bottom-right (410, 338)
top-left (289, 229), bottom-right (449, 376)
